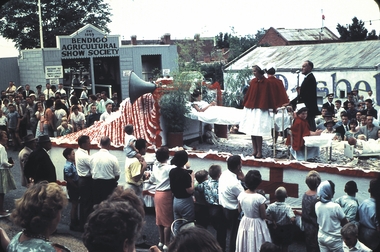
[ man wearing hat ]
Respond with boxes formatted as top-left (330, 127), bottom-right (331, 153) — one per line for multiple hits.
top-left (321, 120), bottom-right (336, 134)
top-left (316, 111), bottom-right (334, 130)
top-left (16, 86), bottom-right (24, 95)
top-left (36, 85), bottom-right (43, 97)
top-left (24, 135), bottom-right (56, 184)
top-left (18, 134), bottom-right (37, 187)
top-left (323, 93), bottom-right (335, 115)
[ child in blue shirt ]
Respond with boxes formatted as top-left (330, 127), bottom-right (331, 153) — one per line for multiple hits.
top-left (6, 104), bottom-right (20, 149)
top-left (63, 147), bottom-right (80, 231)
top-left (335, 180), bottom-right (359, 223)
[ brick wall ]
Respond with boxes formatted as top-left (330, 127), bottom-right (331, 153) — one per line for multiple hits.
top-left (259, 28), bottom-right (288, 46)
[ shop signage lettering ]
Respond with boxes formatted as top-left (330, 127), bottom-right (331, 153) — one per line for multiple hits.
top-left (276, 72), bottom-right (380, 97)
top-left (61, 29), bottom-right (119, 58)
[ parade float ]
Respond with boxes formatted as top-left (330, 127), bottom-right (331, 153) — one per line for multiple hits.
top-left (49, 89), bottom-right (378, 208)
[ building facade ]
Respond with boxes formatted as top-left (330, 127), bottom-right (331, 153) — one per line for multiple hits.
top-left (17, 24), bottom-right (178, 99)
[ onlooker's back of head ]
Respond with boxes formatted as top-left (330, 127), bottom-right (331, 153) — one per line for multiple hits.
top-left (195, 170), bottom-right (208, 184)
top-left (168, 226), bottom-right (222, 252)
top-left (344, 180), bottom-right (358, 196)
top-left (227, 155), bottom-right (241, 172)
top-left (260, 242), bottom-right (281, 252)
top-left (83, 188), bottom-right (144, 252)
top-left (208, 165), bottom-right (221, 180)
top-left (305, 170), bottom-right (321, 191)
top-left (275, 186), bottom-right (287, 202)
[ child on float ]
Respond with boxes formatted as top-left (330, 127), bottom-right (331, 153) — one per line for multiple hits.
top-left (334, 180), bottom-right (359, 223)
top-left (266, 186), bottom-right (295, 252)
top-left (124, 124), bottom-right (140, 159)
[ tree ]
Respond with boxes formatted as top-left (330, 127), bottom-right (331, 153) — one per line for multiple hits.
top-left (0, 0), bottom-right (111, 50)
top-left (336, 17), bottom-right (368, 41)
top-left (215, 28), bottom-right (266, 61)
top-left (366, 30), bottom-right (379, 40)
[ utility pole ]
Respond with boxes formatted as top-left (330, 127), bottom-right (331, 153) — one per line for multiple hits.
top-left (38, 0), bottom-right (44, 48)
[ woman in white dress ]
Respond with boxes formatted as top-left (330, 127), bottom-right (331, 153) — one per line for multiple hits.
top-left (236, 170), bottom-right (271, 252)
top-left (239, 65), bottom-right (278, 158)
top-left (191, 89), bottom-right (216, 112)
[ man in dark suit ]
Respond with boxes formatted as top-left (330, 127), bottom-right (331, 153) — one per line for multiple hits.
top-left (335, 113), bottom-right (350, 139)
top-left (290, 60), bottom-right (320, 131)
top-left (323, 93), bottom-right (335, 115)
top-left (24, 135), bottom-right (56, 184)
top-left (22, 84), bottom-right (35, 99)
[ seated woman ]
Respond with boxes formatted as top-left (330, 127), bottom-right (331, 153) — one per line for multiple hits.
top-left (286, 107), bottom-right (322, 161)
top-left (191, 89), bottom-right (216, 112)
top-left (344, 119), bottom-right (359, 141)
top-left (7, 181), bottom-right (69, 252)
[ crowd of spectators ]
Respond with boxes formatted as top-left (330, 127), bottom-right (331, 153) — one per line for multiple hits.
top-left (0, 81), bottom-right (119, 150)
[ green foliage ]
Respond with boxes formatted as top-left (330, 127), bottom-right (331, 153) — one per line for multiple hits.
top-left (222, 68), bottom-right (252, 107)
top-left (0, 0), bottom-right (111, 49)
top-left (158, 73), bottom-right (193, 132)
top-left (200, 62), bottom-right (224, 87)
top-left (176, 35), bottom-right (205, 72)
top-left (215, 28), bottom-right (265, 61)
top-left (336, 17), bottom-right (369, 42)
top-left (366, 30), bottom-right (379, 40)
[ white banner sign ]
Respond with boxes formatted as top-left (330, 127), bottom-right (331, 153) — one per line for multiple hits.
top-left (45, 66), bottom-right (63, 79)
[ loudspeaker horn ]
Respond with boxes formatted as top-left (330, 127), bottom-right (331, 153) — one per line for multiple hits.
top-left (128, 71), bottom-right (157, 103)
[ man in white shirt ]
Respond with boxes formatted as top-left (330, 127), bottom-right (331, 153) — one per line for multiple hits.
top-left (100, 102), bottom-right (113, 121)
top-left (218, 155), bottom-right (245, 252)
top-left (98, 91), bottom-right (113, 114)
top-left (56, 83), bottom-right (66, 96)
top-left (43, 83), bottom-right (55, 100)
top-left (335, 100), bottom-right (346, 122)
top-left (366, 90), bottom-right (376, 107)
top-left (75, 135), bottom-right (93, 230)
top-left (90, 136), bottom-right (120, 205)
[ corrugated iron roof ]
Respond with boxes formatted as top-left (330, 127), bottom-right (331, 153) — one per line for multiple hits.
top-left (277, 27), bottom-right (339, 41)
top-left (224, 40), bottom-right (380, 71)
